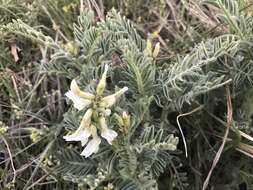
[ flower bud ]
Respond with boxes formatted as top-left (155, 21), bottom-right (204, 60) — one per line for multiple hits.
top-left (144, 39), bottom-right (153, 56)
top-left (0, 126), bottom-right (8, 135)
top-left (30, 129), bottom-right (42, 143)
top-left (98, 116), bottom-right (107, 129)
top-left (115, 114), bottom-right (124, 126)
top-left (96, 64), bottom-right (109, 96)
top-left (151, 31), bottom-right (159, 38)
top-left (171, 136), bottom-right (179, 146)
top-left (152, 42), bottom-right (160, 58)
top-left (122, 111), bottom-right (130, 127)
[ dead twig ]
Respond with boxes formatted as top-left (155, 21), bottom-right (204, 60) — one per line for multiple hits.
top-left (2, 135), bottom-right (17, 185)
top-left (202, 85), bottom-right (233, 190)
top-left (177, 105), bottom-right (204, 158)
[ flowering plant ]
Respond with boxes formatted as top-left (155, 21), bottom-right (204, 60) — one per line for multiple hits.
top-left (63, 65), bottom-right (128, 157)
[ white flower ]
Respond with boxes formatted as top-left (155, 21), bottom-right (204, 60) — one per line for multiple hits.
top-left (63, 109), bottom-right (93, 142)
top-left (65, 80), bottom-right (94, 110)
top-left (80, 125), bottom-right (101, 157)
top-left (65, 91), bottom-right (91, 110)
top-left (99, 117), bottom-right (118, 144)
top-left (100, 87), bottom-right (128, 108)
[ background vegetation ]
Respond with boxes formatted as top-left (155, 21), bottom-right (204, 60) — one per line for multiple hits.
top-left (0, 0), bottom-right (253, 189)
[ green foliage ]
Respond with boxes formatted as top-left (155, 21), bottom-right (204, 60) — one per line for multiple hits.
top-left (54, 149), bottom-right (95, 181)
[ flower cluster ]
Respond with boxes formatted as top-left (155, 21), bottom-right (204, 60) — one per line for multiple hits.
top-left (0, 122), bottom-right (8, 135)
top-left (144, 39), bottom-right (160, 58)
top-left (63, 65), bottom-right (128, 157)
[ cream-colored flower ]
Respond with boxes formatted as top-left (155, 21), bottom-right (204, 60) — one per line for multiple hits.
top-left (99, 117), bottom-right (117, 144)
top-left (65, 80), bottom-right (94, 110)
top-left (96, 64), bottom-right (108, 96)
top-left (80, 125), bottom-right (101, 157)
top-left (63, 109), bottom-right (93, 142)
top-left (100, 87), bottom-right (128, 108)
top-left (70, 79), bottom-right (95, 100)
top-left (64, 65), bottom-right (128, 158)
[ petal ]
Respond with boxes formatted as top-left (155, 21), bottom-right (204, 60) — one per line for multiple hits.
top-left (70, 79), bottom-right (80, 94)
top-left (63, 127), bottom-right (91, 142)
top-left (99, 87), bottom-right (128, 108)
top-left (81, 138), bottom-right (89, 146)
top-left (79, 91), bottom-right (95, 100)
top-left (104, 109), bottom-right (111, 116)
top-left (80, 136), bottom-right (101, 158)
top-left (65, 91), bottom-right (91, 110)
top-left (114, 87), bottom-right (128, 98)
top-left (79, 109), bottom-right (93, 128)
top-left (98, 116), bottom-right (107, 128)
top-left (97, 108), bottom-right (111, 116)
top-left (101, 128), bottom-right (118, 144)
top-left (98, 116), bottom-right (117, 144)
top-left (99, 94), bottom-right (116, 108)
top-left (63, 109), bottom-right (93, 141)
top-left (70, 79), bottom-right (95, 100)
